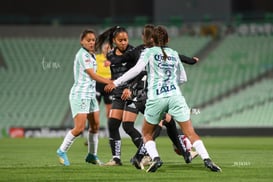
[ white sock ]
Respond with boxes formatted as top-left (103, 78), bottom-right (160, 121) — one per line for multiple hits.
top-left (88, 132), bottom-right (99, 155)
top-left (192, 140), bottom-right (210, 160)
top-left (144, 140), bottom-right (159, 160)
top-left (60, 131), bottom-right (76, 152)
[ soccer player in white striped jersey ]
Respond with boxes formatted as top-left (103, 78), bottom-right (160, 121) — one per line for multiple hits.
top-left (105, 25), bottom-right (221, 173)
top-left (56, 29), bottom-right (112, 166)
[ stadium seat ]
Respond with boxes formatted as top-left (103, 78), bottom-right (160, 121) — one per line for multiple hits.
top-left (1, 33), bottom-right (272, 130)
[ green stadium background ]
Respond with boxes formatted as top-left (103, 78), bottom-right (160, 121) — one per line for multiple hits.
top-left (1, 0), bottom-right (273, 138)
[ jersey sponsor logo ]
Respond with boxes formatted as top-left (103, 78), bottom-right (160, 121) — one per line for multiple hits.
top-left (156, 84), bottom-right (176, 95)
top-left (158, 62), bottom-right (175, 69)
top-left (154, 54), bottom-right (176, 62)
top-left (85, 59), bottom-right (91, 63)
top-left (154, 54), bottom-right (176, 69)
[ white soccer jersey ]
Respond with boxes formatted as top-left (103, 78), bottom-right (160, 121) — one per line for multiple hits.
top-left (114, 46), bottom-right (187, 100)
top-left (69, 47), bottom-right (97, 99)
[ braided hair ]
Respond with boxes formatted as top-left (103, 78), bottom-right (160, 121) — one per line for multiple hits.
top-left (153, 25), bottom-right (168, 60)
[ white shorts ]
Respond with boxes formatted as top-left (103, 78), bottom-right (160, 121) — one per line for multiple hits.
top-left (69, 97), bottom-right (99, 118)
top-left (144, 95), bottom-right (190, 124)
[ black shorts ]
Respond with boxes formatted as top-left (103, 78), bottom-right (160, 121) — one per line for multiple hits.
top-left (111, 98), bottom-right (144, 114)
top-left (96, 82), bottom-right (112, 104)
top-left (134, 99), bottom-right (146, 114)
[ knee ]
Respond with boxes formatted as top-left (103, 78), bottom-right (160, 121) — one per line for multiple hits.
top-left (163, 117), bottom-right (176, 127)
top-left (108, 118), bottom-right (121, 130)
top-left (71, 127), bottom-right (85, 136)
top-left (108, 118), bottom-right (121, 138)
top-left (89, 124), bottom-right (99, 133)
top-left (143, 135), bottom-right (154, 143)
top-left (123, 122), bottom-right (142, 147)
top-left (122, 122), bottom-right (138, 135)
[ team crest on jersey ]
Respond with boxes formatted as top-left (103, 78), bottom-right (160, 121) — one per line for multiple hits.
top-left (80, 99), bottom-right (87, 109)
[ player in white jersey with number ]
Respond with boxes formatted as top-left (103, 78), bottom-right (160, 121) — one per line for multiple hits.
top-left (105, 25), bottom-right (221, 173)
top-left (56, 29), bottom-right (112, 166)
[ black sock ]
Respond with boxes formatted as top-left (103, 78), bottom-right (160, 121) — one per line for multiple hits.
top-left (122, 122), bottom-right (142, 148)
top-left (108, 118), bottom-right (122, 157)
top-left (164, 118), bottom-right (187, 157)
top-left (153, 125), bottom-right (162, 140)
top-left (134, 142), bottom-right (146, 161)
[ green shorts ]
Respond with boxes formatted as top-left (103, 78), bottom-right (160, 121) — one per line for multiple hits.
top-left (69, 97), bottom-right (99, 118)
top-left (144, 95), bottom-right (190, 125)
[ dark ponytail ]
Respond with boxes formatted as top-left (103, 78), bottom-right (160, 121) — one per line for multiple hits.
top-left (142, 24), bottom-right (155, 48)
top-left (96, 26), bottom-right (128, 52)
top-left (153, 26), bottom-right (168, 60)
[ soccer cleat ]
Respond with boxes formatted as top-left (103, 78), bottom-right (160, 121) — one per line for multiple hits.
top-left (204, 158), bottom-right (222, 172)
top-left (146, 157), bottom-right (163, 173)
top-left (57, 148), bottom-right (70, 166)
top-left (130, 156), bottom-right (142, 170)
top-left (184, 151), bottom-right (192, 164)
top-left (140, 155), bottom-right (152, 169)
top-left (104, 158), bottom-right (122, 166)
top-left (85, 153), bottom-right (103, 165)
top-left (190, 151), bottom-right (199, 160)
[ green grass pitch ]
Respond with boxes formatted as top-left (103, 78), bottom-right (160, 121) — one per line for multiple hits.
top-left (0, 137), bottom-right (272, 182)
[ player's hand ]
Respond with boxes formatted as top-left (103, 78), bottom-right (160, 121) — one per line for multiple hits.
top-left (193, 57), bottom-right (199, 62)
top-left (104, 83), bottom-right (116, 93)
top-left (121, 88), bottom-right (132, 100)
top-left (104, 60), bottom-right (111, 67)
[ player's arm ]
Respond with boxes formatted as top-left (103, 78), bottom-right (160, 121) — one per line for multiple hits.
top-left (104, 61), bottom-right (146, 93)
top-left (121, 71), bottom-right (146, 100)
top-left (113, 60), bottom-right (146, 87)
top-left (85, 68), bottom-right (112, 84)
top-left (128, 71), bottom-right (147, 90)
top-left (179, 54), bottom-right (199, 65)
top-left (177, 60), bottom-right (187, 84)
